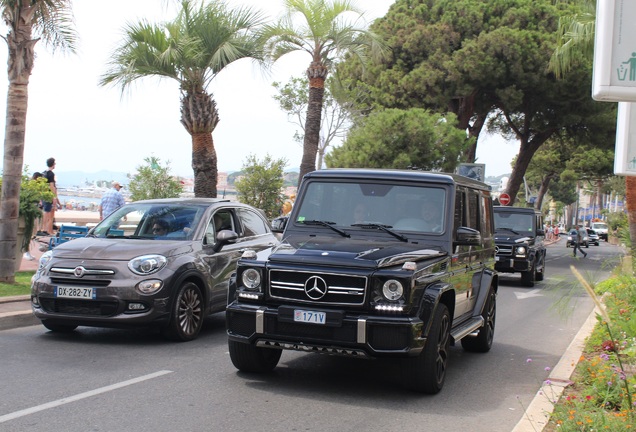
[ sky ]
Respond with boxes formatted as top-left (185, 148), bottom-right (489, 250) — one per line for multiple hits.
top-left (0, 0), bottom-right (518, 180)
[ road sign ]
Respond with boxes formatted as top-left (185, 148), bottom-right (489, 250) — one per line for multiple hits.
top-left (499, 193), bottom-right (511, 206)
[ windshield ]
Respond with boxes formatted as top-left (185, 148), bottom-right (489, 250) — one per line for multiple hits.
top-left (91, 202), bottom-right (205, 240)
top-left (293, 181), bottom-right (447, 234)
top-left (494, 212), bottom-right (534, 234)
top-left (592, 223), bottom-right (608, 230)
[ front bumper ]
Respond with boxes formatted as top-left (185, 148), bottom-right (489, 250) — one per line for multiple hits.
top-left (226, 302), bottom-right (426, 358)
top-left (494, 256), bottom-right (531, 273)
top-left (30, 275), bottom-right (174, 328)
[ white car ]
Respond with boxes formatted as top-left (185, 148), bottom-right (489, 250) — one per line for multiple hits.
top-left (590, 222), bottom-right (609, 241)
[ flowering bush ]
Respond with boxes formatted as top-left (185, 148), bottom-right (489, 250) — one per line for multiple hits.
top-left (0, 170), bottom-right (54, 252)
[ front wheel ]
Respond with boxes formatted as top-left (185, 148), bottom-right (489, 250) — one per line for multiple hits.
top-left (228, 339), bottom-right (282, 373)
top-left (402, 304), bottom-right (451, 394)
top-left (461, 287), bottom-right (496, 352)
top-left (520, 260), bottom-right (535, 287)
top-left (535, 254), bottom-right (545, 282)
top-left (161, 282), bottom-right (204, 342)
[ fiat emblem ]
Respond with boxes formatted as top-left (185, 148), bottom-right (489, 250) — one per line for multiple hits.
top-left (74, 266), bottom-right (86, 278)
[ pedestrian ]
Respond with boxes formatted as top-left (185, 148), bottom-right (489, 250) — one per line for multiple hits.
top-left (37, 157), bottom-right (60, 236)
top-left (99, 181), bottom-right (126, 220)
top-left (572, 224), bottom-right (588, 258)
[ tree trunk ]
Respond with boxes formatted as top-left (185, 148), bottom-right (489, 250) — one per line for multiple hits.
top-left (596, 179), bottom-right (604, 215)
top-left (298, 62), bottom-right (327, 187)
top-left (191, 132), bottom-right (218, 197)
top-left (180, 91), bottom-right (219, 197)
top-left (505, 130), bottom-right (555, 205)
top-left (535, 175), bottom-right (553, 210)
top-left (0, 5), bottom-right (37, 283)
top-left (626, 176), bottom-right (636, 274)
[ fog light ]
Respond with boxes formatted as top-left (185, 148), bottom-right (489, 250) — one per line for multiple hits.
top-left (128, 303), bottom-right (146, 311)
top-left (31, 296), bottom-right (40, 307)
top-left (137, 279), bottom-right (163, 294)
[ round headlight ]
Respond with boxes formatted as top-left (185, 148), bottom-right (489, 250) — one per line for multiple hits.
top-left (382, 279), bottom-right (404, 301)
top-left (242, 268), bottom-right (262, 290)
top-left (516, 246), bottom-right (527, 255)
top-left (128, 255), bottom-right (167, 275)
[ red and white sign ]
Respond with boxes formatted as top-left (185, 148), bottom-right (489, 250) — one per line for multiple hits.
top-left (499, 193), bottom-right (511, 206)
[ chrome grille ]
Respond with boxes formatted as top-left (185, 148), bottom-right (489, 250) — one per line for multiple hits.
top-left (269, 270), bottom-right (366, 305)
top-left (495, 245), bottom-right (513, 256)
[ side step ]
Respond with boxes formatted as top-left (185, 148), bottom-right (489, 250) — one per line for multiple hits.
top-left (450, 316), bottom-right (484, 342)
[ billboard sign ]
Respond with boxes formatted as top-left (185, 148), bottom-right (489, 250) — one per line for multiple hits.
top-left (456, 163), bottom-right (486, 182)
top-left (592, 0), bottom-right (636, 101)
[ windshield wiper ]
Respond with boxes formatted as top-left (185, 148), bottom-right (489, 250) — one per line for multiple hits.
top-left (496, 227), bottom-right (519, 234)
top-left (300, 220), bottom-right (350, 237)
top-left (351, 223), bottom-right (408, 242)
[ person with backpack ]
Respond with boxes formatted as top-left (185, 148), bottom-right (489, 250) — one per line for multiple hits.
top-left (37, 157), bottom-right (60, 236)
top-left (572, 224), bottom-right (588, 258)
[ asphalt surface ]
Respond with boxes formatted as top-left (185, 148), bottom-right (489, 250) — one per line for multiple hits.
top-left (0, 235), bottom-right (605, 432)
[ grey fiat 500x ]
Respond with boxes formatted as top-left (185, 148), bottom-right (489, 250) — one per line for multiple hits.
top-left (31, 198), bottom-right (278, 341)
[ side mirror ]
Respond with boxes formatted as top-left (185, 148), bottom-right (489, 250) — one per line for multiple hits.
top-left (455, 226), bottom-right (482, 246)
top-left (271, 216), bottom-right (288, 233)
top-left (213, 229), bottom-right (238, 252)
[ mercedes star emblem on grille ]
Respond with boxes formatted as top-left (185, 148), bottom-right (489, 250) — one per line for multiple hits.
top-left (304, 276), bottom-right (328, 300)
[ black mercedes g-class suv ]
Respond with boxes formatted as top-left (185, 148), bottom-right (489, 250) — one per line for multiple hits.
top-left (493, 206), bottom-right (546, 287)
top-left (226, 169), bottom-right (498, 394)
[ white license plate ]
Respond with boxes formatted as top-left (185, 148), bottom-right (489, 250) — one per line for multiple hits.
top-left (294, 309), bottom-right (326, 325)
top-left (495, 256), bottom-right (500, 261)
top-left (55, 286), bottom-right (95, 299)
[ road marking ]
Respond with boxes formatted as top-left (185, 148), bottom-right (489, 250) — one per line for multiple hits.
top-left (0, 370), bottom-right (173, 424)
top-left (514, 288), bottom-right (543, 299)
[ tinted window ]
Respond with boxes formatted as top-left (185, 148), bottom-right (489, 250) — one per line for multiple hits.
top-left (238, 209), bottom-right (268, 237)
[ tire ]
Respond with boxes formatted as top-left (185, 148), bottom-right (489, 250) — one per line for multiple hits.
top-left (461, 287), bottom-right (496, 353)
top-left (535, 253), bottom-right (545, 282)
top-left (41, 320), bottom-right (77, 333)
top-left (402, 304), bottom-right (451, 394)
top-left (161, 282), bottom-right (204, 342)
top-left (520, 261), bottom-right (535, 287)
top-left (228, 339), bottom-right (282, 373)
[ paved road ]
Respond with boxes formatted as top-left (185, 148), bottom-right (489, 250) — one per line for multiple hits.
top-left (0, 239), bottom-right (623, 432)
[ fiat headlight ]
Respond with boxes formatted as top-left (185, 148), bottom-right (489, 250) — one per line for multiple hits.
top-left (382, 279), bottom-right (404, 301)
top-left (38, 250), bottom-right (53, 270)
top-left (128, 255), bottom-right (167, 275)
top-left (241, 268), bottom-right (262, 290)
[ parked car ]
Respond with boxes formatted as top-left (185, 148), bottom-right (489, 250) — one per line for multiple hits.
top-left (31, 198), bottom-right (279, 341)
top-left (226, 169), bottom-right (497, 394)
top-left (566, 229), bottom-right (589, 248)
top-left (587, 229), bottom-right (600, 246)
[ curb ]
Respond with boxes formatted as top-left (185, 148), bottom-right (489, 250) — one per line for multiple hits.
top-left (512, 306), bottom-right (599, 431)
top-left (0, 295), bottom-right (39, 331)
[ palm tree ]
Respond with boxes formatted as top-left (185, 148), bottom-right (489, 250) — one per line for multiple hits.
top-left (262, 0), bottom-right (386, 186)
top-left (0, 0), bottom-right (77, 283)
top-left (550, 1), bottom-right (636, 267)
top-left (100, 0), bottom-right (265, 197)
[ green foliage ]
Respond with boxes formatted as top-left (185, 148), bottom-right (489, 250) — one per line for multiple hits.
top-left (326, 108), bottom-right (469, 171)
top-left (235, 154), bottom-right (287, 219)
top-left (0, 170), bottom-right (54, 252)
top-left (549, 274), bottom-right (636, 429)
top-left (127, 157), bottom-right (183, 201)
top-left (0, 271), bottom-right (36, 297)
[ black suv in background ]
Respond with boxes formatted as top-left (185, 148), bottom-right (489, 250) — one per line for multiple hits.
top-left (493, 206), bottom-right (546, 287)
top-left (226, 169), bottom-right (498, 394)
